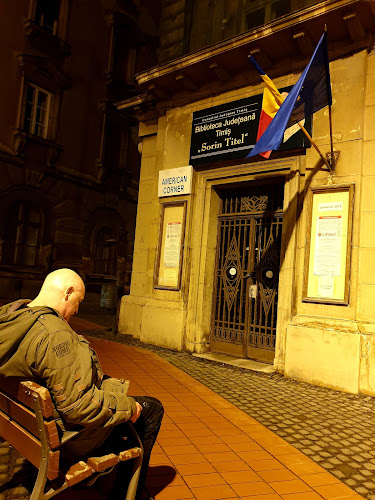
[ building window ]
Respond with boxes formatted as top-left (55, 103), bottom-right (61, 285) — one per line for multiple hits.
top-left (93, 227), bottom-right (117, 276)
top-left (23, 84), bottom-right (50, 138)
top-left (2, 201), bottom-right (43, 267)
top-left (34, 0), bottom-right (60, 35)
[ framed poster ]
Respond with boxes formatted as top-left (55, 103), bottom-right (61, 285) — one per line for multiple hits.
top-left (302, 184), bottom-right (354, 305)
top-left (154, 201), bottom-right (187, 290)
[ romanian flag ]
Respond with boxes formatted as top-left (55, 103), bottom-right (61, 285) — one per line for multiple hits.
top-left (249, 56), bottom-right (284, 159)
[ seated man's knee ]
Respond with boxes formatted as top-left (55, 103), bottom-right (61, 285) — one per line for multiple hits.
top-left (134, 396), bottom-right (164, 425)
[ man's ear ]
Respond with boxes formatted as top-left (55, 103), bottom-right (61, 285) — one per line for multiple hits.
top-left (65, 286), bottom-right (74, 301)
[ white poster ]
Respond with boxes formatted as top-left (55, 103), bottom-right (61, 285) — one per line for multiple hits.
top-left (313, 216), bottom-right (342, 277)
top-left (164, 222), bottom-right (182, 267)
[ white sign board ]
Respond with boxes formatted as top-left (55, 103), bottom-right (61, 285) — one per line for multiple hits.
top-left (158, 166), bottom-right (193, 197)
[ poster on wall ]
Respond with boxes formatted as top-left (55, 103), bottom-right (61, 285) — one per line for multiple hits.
top-left (164, 222), bottom-right (182, 267)
top-left (303, 185), bottom-right (354, 304)
top-left (154, 202), bottom-right (187, 290)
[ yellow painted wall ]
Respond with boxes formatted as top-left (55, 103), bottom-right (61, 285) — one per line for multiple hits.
top-left (285, 324), bottom-right (361, 393)
top-left (284, 50), bottom-right (375, 394)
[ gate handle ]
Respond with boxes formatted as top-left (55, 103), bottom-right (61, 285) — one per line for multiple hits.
top-left (245, 272), bottom-right (256, 278)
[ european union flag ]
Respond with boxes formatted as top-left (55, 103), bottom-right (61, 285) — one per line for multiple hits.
top-left (248, 32), bottom-right (332, 158)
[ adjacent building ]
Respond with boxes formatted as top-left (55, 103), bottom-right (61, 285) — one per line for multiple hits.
top-left (0, 0), bottom-right (160, 306)
top-left (117, 0), bottom-right (375, 395)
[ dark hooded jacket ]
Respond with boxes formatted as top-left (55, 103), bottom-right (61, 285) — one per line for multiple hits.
top-left (0, 300), bottom-right (136, 432)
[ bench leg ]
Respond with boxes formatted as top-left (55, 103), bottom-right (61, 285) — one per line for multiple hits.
top-left (30, 394), bottom-right (51, 500)
top-left (30, 463), bottom-right (49, 500)
top-left (125, 425), bottom-right (144, 500)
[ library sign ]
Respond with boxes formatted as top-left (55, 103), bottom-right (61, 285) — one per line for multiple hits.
top-left (189, 92), bottom-right (310, 165)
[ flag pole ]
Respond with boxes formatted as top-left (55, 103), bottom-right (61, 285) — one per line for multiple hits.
top-left (273, 89), bottom-right (333, 172)
top-left (325, 26), bottom-right (335, 169)
top-left (297, 122), bottom-right (333, 172)
top-left (328, 106), bottom-right (334, 159)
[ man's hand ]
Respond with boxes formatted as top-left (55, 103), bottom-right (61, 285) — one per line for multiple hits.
top-left (130, 402), bottom-right (142, 423)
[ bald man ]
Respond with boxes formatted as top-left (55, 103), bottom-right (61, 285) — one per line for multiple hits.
top-left (0, 269), bottom-right (163, 499)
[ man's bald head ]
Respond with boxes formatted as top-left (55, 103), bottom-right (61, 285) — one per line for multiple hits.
top-left (29, 269), bottom-right (85, 322)
top-left (41, 269), bottom-right (84, 294)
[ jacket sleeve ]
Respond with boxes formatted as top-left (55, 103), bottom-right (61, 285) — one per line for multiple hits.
top-left (27, 319), bottom-right (137, 429)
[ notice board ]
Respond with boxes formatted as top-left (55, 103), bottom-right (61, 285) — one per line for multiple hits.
top-left (154, 201), bottom-right (187, 290)
top-left (303, 184), bottom-right (354, 304)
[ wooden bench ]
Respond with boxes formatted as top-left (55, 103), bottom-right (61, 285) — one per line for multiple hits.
top-left (0, 378), bottom-right (143, 500)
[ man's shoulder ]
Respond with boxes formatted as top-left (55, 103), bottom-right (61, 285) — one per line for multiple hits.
top-left (0, 299), bottom-right (31, 317)
top-left (37, 312), bottom-right (70, 332)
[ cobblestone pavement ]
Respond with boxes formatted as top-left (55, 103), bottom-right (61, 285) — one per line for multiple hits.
top-left (87, 330), bottom-right (375, 500)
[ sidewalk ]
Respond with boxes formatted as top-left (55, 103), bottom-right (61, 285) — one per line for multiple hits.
top-left (74, 313), bottom-right (375, 500)
top-left (86, 335), bottom-right (361, 500)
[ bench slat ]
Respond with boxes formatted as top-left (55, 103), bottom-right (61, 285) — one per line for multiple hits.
top-left (87, 453), bottom-right (119, 472)
top-left (118, 447), bottom-right (142, 461)
top-left (0, 392), bottom-right (60, 449)
top-left (20, 381), bottom-right (54, 418)
top-left (47, 450), bottom-right (60, 481)
top-left (0, 378), bottom-right (54, 418)
top-left (65, 461), bottom-right (93, 486)
top-left (0, 409), bottom-right (60, 480)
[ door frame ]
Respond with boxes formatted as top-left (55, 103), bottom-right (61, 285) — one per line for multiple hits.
top-left (184, 157), bottom-right (301, 373)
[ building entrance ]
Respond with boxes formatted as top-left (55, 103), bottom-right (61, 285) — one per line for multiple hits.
top-left (210, 182), bottom-right (284, 362)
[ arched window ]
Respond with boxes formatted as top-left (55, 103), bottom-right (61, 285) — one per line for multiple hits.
top-left (93, 226), bottom-right (117, 276)
top-left (2, 201), bottom-right (43, 267)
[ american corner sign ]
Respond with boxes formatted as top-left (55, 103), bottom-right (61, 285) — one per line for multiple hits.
top-left (158, 165), bottom-right (193, 197)
top-left (189, 92), bottom-right (311, 165)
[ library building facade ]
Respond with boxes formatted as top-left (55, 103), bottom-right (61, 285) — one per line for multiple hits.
top-left (117, 0), bottom-right (375, 396)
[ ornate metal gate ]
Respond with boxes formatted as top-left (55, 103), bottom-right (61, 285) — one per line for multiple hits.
top-left (210, 183), bottom-right (284, 362)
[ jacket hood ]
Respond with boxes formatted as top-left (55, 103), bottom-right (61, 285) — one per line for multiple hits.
top-left (0, 300), bottom-right (59, 367)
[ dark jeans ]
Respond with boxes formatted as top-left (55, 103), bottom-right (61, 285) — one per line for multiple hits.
top-left (109, 396), bottom-right (164, 499)
top-left (132, 396), bottom-right (164, 498)
top-left (62, 396), bottom-right (163, 499)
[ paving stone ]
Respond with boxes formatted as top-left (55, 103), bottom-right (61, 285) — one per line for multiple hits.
top-left (340, 448), bottom-right (353, 456)
top-left (327, 458), bottom-right (342, 465)
top-left (362, 470), bottom-right (374, 477)
top-left (332, 470), bottom-right (346, 479)
top-left (8, 485), bottom-right (30, 496)
top-left (15, 458), bottom-right (28, 465)
top-left (346, 479), bottom-right (357, 486)
top-left (356, 486), bottom-right (371, 495)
